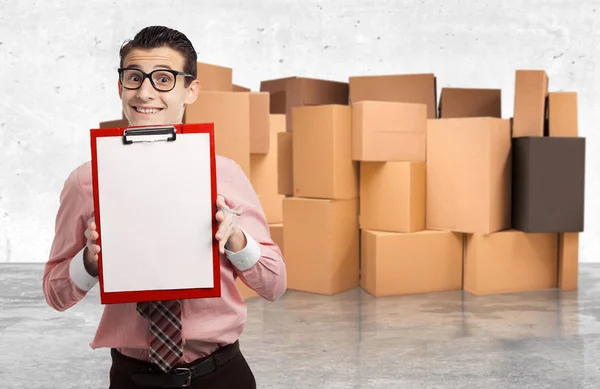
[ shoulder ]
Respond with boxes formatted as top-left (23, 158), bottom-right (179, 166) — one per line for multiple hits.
top-left (63, 161), bottom-right (93, 199)
top-left (215, 155), bottom-right (246, 182)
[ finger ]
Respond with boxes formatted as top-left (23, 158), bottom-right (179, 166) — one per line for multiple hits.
top-left (215, 210), bottom-right (225, 223)
top-left (215, 218), bottom-right (231, 240)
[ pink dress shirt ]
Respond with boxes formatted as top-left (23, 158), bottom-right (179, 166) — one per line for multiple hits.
top-left (42, 155), bottom-right (286, 363)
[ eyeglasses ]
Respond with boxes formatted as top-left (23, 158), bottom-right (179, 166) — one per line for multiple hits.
top-left (117, 67), bottom-right (194, 92)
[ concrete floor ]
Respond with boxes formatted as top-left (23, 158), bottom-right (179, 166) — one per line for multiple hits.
top-left (2, 264), bottom-right (600, 389)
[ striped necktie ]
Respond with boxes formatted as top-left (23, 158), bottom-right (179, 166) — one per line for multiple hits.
top-left (136, 300), bottom-right (183, 372)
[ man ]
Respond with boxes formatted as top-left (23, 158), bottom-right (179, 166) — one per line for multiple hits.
top-left (42, 25), bottom-right (286, 388)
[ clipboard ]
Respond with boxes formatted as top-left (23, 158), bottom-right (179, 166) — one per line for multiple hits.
top-left (90, 123), bottom-right (221, 304)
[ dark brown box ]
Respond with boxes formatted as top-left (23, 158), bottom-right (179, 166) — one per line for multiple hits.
top-left (99, 118), bottom-right (128, 128)
top-left (260, 77), bottom-right (349, 131)
top-left (512, 137), bottom-right (585, 232)
top-left (438, 88), bottom-right (501, 118)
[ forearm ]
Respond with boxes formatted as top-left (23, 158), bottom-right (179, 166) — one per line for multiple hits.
top-left (226, 229), bottom-right (286, 301)
top-left (43, 246), bottom-right (98, 311)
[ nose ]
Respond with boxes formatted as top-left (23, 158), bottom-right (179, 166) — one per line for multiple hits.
top-left (135, 76), bottom-right (157, 101)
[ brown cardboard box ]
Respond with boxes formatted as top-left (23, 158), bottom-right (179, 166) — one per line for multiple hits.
top-left (277, 132), bottom-right (293, 196)
top-left (197, 62), bottom-right (233, 91)
top-left (258, 194), bottom-right (283, 224)
top-left (233, 84), bottom-right (251, 92)
top-left (250, 114), bottom-right (285, 195)
top-left (352, 101), bottom-right (427, 162)
top-left (260, 76), bottom-right (349, 131)
top-left (349, 73), bottom-right (437, 119)
top-left (292, 105), bottom-right (358, 199)
top-left (184, 92), bottom-right (251, 177)
top-left (269, 223), bottom-right (284, 255)
top-left (283, 197), bottom-right (359, 295)
top-left (511, 137), bottom-right (585, 233)
top-left (559, 232), bottom-right (579, 291)
top-left (236, 278), bottom-right (258, 299)
top-left (438, 88), bottom-right (501, 118)
top-left (426, 117), bottom-right (512, 234)
top-left (99, 118), bottom-right (128, 128)
top-left (249, 93), bottom-right (270, 154)
top-left (512, 70), bottom-right (549, 137)
top-left (464, 230), bottom-right (558, 295)
top-left (360, 162), bottom-right (425, 232)
top-left (548, 92), bottom-right (578, 137)
top-left (361, 230), bottom-right (462, 297)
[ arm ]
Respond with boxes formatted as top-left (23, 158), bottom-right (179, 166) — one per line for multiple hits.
top-left (42, 166), bottom-right (98, 311)
top-left (221, 163), bottom-right (286, 302)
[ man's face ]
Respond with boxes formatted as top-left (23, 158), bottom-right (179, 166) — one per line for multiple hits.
top-left (118, 47), bottom-right (199, 126)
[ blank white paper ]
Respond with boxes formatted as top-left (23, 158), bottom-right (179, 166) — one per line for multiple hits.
top-left (95, 132), bottom-right (215, 293)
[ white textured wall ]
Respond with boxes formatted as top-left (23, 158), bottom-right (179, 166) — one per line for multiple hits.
top-left (1, 0), bottom-right (599, 263)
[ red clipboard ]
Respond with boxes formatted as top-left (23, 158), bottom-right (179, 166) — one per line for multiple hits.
top-left (90, 123), bottom-right (221, 304)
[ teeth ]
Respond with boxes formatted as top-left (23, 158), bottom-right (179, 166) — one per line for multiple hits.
top-left (135, 107), bottom-right (161, 114)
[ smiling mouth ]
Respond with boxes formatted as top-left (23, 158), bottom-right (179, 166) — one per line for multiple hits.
top-left (132, 106), bottom-right (163, 114)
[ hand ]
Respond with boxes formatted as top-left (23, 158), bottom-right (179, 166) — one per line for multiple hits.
top-left (215, 195), bottom-right (246, 254)
top-left (83, 216), bottom-right (101, 277)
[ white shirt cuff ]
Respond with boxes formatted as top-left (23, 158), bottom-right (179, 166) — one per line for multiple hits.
top-left (69, 246), bottom-right (99, 291)
top-left (225, 228), bottom-right (261, 271)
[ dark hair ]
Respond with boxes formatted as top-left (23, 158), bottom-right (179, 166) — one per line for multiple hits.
top-left (119, 26), bottom-right (197, 87)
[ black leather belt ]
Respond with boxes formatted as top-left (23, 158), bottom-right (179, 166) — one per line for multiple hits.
top-left (111, 340), bottom-right (240, 388)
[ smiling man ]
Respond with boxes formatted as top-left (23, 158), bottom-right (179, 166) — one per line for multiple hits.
top-left (42, 26), bottom-right (286, 389)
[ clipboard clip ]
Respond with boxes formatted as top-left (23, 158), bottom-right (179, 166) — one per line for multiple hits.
top-left (123, 126), bottom-right (177, 145)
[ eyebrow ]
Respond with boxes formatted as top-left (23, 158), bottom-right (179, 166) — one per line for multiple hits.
top-left (125, 63), bottom-right (174, 70)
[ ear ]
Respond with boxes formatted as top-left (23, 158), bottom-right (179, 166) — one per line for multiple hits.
top-left (118, 79), bottom-right (123, 99)
top-left (184, 79), bottom-right (201, 105)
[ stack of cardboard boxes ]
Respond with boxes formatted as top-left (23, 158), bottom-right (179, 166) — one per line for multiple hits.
top-left (99, 62), bottom-right (584, 299)
top-left (260, 78), bottom-right (360, 295)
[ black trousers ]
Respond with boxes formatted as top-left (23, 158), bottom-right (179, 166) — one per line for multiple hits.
top-left (108, 346), bottom-right (256, 389)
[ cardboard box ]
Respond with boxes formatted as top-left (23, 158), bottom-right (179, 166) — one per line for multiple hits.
top-left (438, 88), bottom-right (501, 118)
top-left (197, 62), bottom-right (233, 91)
top-left (512, 137), bottom-right (585, 232)
top-left (426, 117), bottom-right (512, 234)
top-left (464, 230), bottom-right (558, 295)
top-left (258, 194), bottom-right (283, 224)
top-left (292, 105), bottom-right (358, 199)
top-left (548, 92), bottom-right (578, 137)
top-left (270, 223), bottom-right (284, 255)
top-left (260, 76), bottom-right (349, 131)
top-left (512, 70), bottom-right (549, 137)
top-left (184, 92), bottom-right (251, 177)
top-left (249, 93), bottom-right (270, 154)
top-left (250, 114), bottom-right (285, 195)
top-left (277, 132), bottom-right (293, 196)
top-left (559, 232), bottom-right (579, 291)
top-left (282, 197), bottom-right (359, 295)
top-left (99, 118), bottom-right (128, 128)
top-left (348, 73), bottom-right (437, 119)
top-left (360, 162), bottom-right (425, 232)
top-left (352, 101), bottom-right (427, 162)
top-left (361, 230), bottom-right (463, 297)
top-left (233, 84), bottom-right (251, 92)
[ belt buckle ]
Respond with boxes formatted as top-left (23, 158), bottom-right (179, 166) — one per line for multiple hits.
top-left (173, 367), bottom-right (192, 387)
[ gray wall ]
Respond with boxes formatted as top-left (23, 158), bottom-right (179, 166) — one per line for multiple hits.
top-left (1, 0), bottom-right (598, 263)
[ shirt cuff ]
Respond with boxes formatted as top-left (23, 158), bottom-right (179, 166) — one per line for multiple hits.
top-left (69, 246), bottom-right (99, 291)
top-left (225, 228), bottom-right (261, 271)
